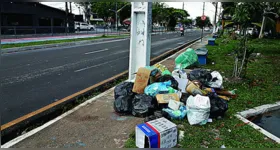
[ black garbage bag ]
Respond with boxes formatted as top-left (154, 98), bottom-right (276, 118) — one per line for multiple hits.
top-left (208, 93), bottom-right (228, 118)
top-left (144, 111), bottom-right (171, 122)
top-left (188, 69), bottom-right (212, 86)
top-left (132, 94), bottom-right (155, 117)
top-left (114, 95), bottom-right (134, 115)
top-left (114, 82), bottom-right (135, 115)
top-left (114, 82), bottom-right (134, 100)
top-left (180, 93), bottom-right (191, 105)
top-left (156, 75), bottom-right (179, 90)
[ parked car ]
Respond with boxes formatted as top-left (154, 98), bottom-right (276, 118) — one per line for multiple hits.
top-left (74, 21), bottom-right (95, 31)
top-left (204, 27), bottom-right (210, 31)
top-left (235, 28), bottom-right (254, 35)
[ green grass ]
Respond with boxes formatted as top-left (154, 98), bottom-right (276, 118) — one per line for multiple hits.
top-left (124, 38), bottom-right (280, 148)
top-left (2, 35), bottom-right (128, 49)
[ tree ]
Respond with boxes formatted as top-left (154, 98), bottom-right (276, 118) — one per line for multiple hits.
top-left (195, 16), bottom-right (211, 28)
top-left (75, 2), bottom-right (92, 24)
top-left (231, 3), bottom-right (258, 78)
top-left (259, 2), bottom-right (280, 38)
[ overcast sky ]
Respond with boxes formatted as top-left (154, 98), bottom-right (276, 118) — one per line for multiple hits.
top-left (41, 2), bottom-right (222, 23)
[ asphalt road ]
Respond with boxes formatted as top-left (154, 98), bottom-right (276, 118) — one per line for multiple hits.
top-left (0, 30), bottom-right (209, 125)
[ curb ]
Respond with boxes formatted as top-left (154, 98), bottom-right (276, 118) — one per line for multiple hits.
top-left (2, 36), bottom-right (130, 54)
top-left (235, 101), bottom-right (280, 144)
top-left (0, 35), bottom-right (205, 146)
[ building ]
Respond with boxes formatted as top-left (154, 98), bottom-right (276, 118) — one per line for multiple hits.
top-left (1, 2), bottom-right (75, 35)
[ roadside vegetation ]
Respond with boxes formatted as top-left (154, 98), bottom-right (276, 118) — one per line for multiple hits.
top-left (2, 35), bottom-right (128, 49)
top-left (124, 35), bottom-right (280, 148)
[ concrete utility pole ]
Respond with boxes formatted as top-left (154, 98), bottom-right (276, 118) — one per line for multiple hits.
top-left (129, 2), bottom-right (152, 81)
top-left (201, 2), bottom-right (205, 42)
top-left (65, 2), bottom-right (69, 33)
top-left (213, 2), bottom-right (218, 34)
top-left (115, 2), bottom-right (118, 31)
top-left (70, 2), bottom-right (72, 14)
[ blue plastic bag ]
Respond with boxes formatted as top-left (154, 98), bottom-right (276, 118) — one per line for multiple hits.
top-left (144, 81), bottom-right (173, 97)
top-left (162, 105), bottom-right (187, 120)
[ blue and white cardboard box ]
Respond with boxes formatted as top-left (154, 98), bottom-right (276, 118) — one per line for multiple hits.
top-left (135, 117), bottom-right (177, 148)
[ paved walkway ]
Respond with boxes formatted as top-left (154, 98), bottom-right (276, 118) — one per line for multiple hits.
top-left (2, 36), bottom-right (210, 148)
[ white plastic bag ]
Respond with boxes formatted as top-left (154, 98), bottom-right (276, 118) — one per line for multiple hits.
top-left (208, 71), bottom-right (223, 88)
top-left (186, 95), bottom-right (210, 125)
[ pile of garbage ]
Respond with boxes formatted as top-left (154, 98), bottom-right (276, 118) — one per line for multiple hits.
top-left (113, 48), bottom-right (237, 126)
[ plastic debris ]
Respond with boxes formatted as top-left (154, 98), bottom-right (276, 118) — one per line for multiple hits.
top-left (221, 145), bottom-right (226, 148)
top-left (179, 131), bottom-right (185, 142)
top-left (114, 82), bottom-right (135, 114)
top-left (208, 71), bottom-right (223, 88)
top-left (144, 81), bottom-right (176, 97)
top-left (186, 95), bottom-right (210, 125)
top-left (132, 94), bottom-right (154, 117)
top-left (208, 93), bottom-right (228, 118)
top-left (172, 69), bottom-right (188, 79)
top-left (162, 105), bottom-right (188, 120)
top-left (156, 75), bottom-right (179, 90)
top-left (189, 69), bottom-right (212, 86)
top-left (154, 64), bottom-right (172, 75)
top-left (175, 48), bottom-right (198, 69)
top-left (168, 100), bottom-right (181, 110)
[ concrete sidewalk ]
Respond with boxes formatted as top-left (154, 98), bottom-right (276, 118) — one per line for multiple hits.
top-left (2, 36), bottom-right (210, 148)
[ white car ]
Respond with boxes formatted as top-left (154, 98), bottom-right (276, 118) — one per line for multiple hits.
top-left (204, 27), bottom-right (210, 31)
top-left (235, 28), bottom-right (253, 35)
top-left (75, 22), bottom-right (95, 31)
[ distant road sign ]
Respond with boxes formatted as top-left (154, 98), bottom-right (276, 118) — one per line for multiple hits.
top-left (201, 15), bottom-right (206, 21)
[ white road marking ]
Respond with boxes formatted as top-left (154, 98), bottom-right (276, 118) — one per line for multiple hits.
top-left (84, 48), bottom-right (109, 55)
top-left (74, 56), bottom-right (128, 73)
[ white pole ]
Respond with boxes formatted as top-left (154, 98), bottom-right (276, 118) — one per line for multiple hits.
top-left (128, 2), bottom-right (152, 81)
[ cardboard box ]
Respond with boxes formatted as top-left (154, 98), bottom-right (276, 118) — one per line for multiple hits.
top-left (156, 93), bottom-right (179, 104)
top-left (135, 117), bottom-right (177, 148)
top-left (132, 67), bottom-right (152, 94)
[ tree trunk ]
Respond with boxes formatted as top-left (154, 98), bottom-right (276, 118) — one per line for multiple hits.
top-left (259, 15), bottom-right (266, 38)
top-left (238, 36), bottom-right (247, 77)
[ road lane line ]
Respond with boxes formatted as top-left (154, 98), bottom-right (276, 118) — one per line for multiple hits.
top-left (74, 56), bottom-right (128, 73)
top-left (84, 48), bottom-right (109, 55)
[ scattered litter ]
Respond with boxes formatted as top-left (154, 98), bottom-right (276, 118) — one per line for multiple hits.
top-left (163, 105), bottom-right (188, 120)
top-left (154, 64), bottom-right (172, 75)
top-left (132, 94), bottom-right (154, 117)
top-left (144, 81), bottom-right (175, 97)
top-left (179, 130), bottom-right (185, 142)
top-left (175, 48), bottom-right (198, 69)
top-left (136, 117), bottom-right (177, 148)
top-left (186, 81), bottom-right (207, 96)
top-left (208, 118), bottom-right (213, 123)
top-left (172, 69), bottom-right (188, 79)
top-left (228, 129), bottom-right (231, 133)
top-left (186, 95), bottom-right (210, 125)
top-left (221, 145), bottom-right (226, 148)
top-left (114, 82), bottom-right (135, 114)
top-left (208, 71), bottom-right (223, 88)
top-left (208, 93), bottom-right (228, 118)
top-left (133, 67), bottom-right (152, 94)
top-left (156, 93), bottom-right (180, 104)
top-left (156, 75), bottom-right (179, 90)
top-left (168, 100), bottom-right (181, 110)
